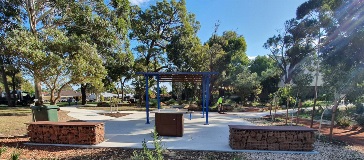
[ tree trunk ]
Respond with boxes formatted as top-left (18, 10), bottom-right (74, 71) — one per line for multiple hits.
top-left (270, 96), bottom-right (274, 117)
top-left (312, 30), bottom-right (321, 128)
top-left (34, 77), bottom-right (42, 102)
top-left (81, 84), bottom-right (87, 105)
top-left (329, 100), bottom-right (339, 141)
top-left (49, 89), bottom-right (56, 105)
top-left (310, 98), bottom-right (317, 128)
top-left (297, 99), bottom-right (301, 125)
top-left (286, 97), bottom-right (289, 125)
top-left (0, 60), bottom-right (14, 107)
top-left (121, 84), bottom-right (124, 101)
top-left (12, 78), bottom-right (17, 105)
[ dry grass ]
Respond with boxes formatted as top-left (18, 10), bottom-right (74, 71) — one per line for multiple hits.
top-left (0, 109), bottom-right (78, 137)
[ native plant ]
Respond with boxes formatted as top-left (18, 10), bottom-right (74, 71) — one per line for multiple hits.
top-left (131, 127), bottom-right (165, 160)
top-left (0, 145), bottom-right (7, 158)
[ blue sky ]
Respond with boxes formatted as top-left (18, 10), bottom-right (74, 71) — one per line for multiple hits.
top-left (130, 0), bottom-right (307, 58)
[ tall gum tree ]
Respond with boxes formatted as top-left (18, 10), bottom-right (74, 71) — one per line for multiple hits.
top-left (0, 0), bottom-right (23, 106)
top-left (206, 30), bottom-right (249, 102)
top-left (296, 0), bottom-right (342, 128)
top-left (319, 0), bottom-right (364, 140)
top-left (6, 29), bottom-right (106, 104)
top-left (5, 1), bottom-right (107, 104)
top-left (130, 0), bottom-right (196, 72)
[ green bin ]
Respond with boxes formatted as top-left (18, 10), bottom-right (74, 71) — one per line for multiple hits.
top-left (32, 105), bottom-right (59, 122)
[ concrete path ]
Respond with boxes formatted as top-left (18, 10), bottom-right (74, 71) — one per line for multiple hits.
top-left (53, 107), bottom-right (318, 153)
top-left (60, 106), bottom-right (255, 152)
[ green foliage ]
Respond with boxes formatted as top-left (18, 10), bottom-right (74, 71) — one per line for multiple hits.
top-left (355, 115), bottom-right (364, 127)
top-left (100, 95), bottom-right (105, 102)
top-left (110, 98), bottom-right (120, 106)
top-left (336, 115), bottom-right (352, 127)
top-left (302, 100), bottom-right (314, 108)
top-left (131, 128), bottom-right (164, 160)
top-left (149, 99), bottom-right (158, 107)
top-left (275, 86), bottom-right (296, 106)
top-left (165, 99), bottom-right (177, 105)
top-left (10, 147), bottom-right (21, 160)
top-left (0, 145), bottom-right (7, 157)
top-left (355, 103), bottom-right (364, 114)
top-left (231, 67), bottom-right (261, 102)
top-left (130, 0), bottom-right (197, 73)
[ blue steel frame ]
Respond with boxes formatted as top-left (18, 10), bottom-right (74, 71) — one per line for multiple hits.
top-left (136, 72), bottom-right (217, 125)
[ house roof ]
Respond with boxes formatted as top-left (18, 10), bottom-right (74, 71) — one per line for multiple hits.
top-left (44, 90), bottom-right (82, 97)
top-left (136, 72), bottom-right (218, 82)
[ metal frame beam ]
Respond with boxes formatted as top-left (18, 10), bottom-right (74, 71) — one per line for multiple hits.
top-left (137, 72), bottom-right (218, 124)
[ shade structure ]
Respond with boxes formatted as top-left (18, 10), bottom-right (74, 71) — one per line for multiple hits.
top-left (136, 72), bottom-right (218, 125)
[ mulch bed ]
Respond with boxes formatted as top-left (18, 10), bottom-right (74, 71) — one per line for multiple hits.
top-left (260, 115), bottom-right (364, 152)
top-left (97, 112), bottom-right (132, 118)
top-left (295, 118), bottom-right (364, 152)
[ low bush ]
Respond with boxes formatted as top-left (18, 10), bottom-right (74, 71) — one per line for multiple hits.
top-left (355, 115), bottom-right (364, 127)
top-left (302, 100), bottom-right (314, 108)
top-left (336, 116), bottom-right (352, 127)
top-left (0, 145), bottom-right (7, 158)
top-left (97, 102), bottom-right (110, 107)
top-left (149, 99), bottom-right (158, 107)
top-left (165, 99), bottom-right (177, 105)
top-left (355, 103), bottom-right (364, 114)
top-left (131, 127), bottom-right (164, 160)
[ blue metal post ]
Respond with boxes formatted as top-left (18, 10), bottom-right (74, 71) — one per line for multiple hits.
top-left (145, 76), bottom-right (150, 124)
top-left (205, 75), bottom-right (211, 125)
top-left (156, 75), bottom-right (160, 109)
top-left (201, 76), bottom-right (205, 118)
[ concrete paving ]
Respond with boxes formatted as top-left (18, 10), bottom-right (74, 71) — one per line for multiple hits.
top-left (49, 106), bottom-right (318, 154)
top-left (60, 106), bottom-right (256, 151)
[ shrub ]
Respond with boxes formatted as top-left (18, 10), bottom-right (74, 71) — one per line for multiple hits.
top-left (97, 102), bottom-right (110, 107)
top-left (302, 100), bottom-right (314, 108)
top-left (336, 116), bottom-right (352, 127)
top-left (149, 99), bottom-right (158, 107)
top-left (0, 145), bottom-right (7, 157)
top-left (165, 99), bottom-right (177, 105)
top-left (10, 147), bottom-right (21, 160)
top-left (355, 115), bottom-right (364, 127)
top-left (355, 103), bottom-right (364, 114)
top-left (131, 127), bottom-right (164, 160)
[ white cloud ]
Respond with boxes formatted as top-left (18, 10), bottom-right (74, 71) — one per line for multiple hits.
top-left (129, 0), bottom-right (150, 6)
top-left (248, 56), bottom-right (256, 60)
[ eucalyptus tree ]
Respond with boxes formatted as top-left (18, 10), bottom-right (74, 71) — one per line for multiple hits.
top-left (130, 0), bottom-right (197, 72)
top-left (264, 19), bottom-right (315, 86)
top-left (296, 0), bottom-right (364, 139)
top-left (5, 1), bottom-right (108, 104)
top-left (129, 0), bottom-right (199, 103)
top-left (296, 0), bottom-right (343, 128)
top-left (6, 29), bottom-right (106, 105)
top-left (2, 0), bottom-right (71, 102)
top-left (249, 56), bottom-right (281, 101)
top-left (206, 31), bottom-right (249, 101)
top-left (320, 0), bottom-right (364, 139)
top-left (264, 18), bottom-right (317, 124)
top-left (0, 0), bottom-right (23, 106)
top-left (61, 0), bottom-right (133, 104)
